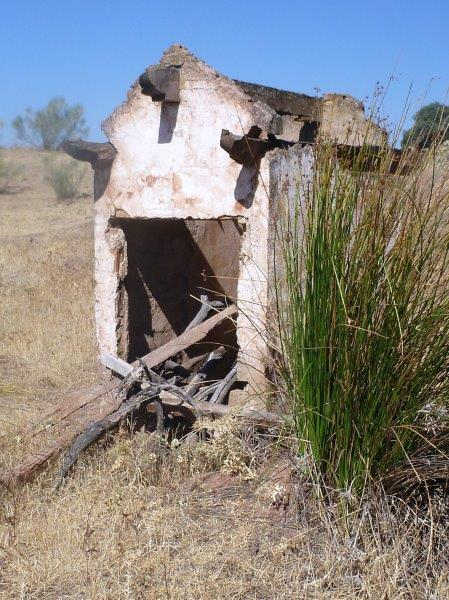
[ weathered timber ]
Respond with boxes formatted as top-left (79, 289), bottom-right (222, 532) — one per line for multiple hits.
top-left (1, 306), bottom-right (237, 485)
top-left (55, 390), bottom-right (164, 490)
top-left (140, 304), bottom-right (237, 370)
top-left (22, 384), bottom-right (107, 438)
top-left (139, 66), bottom-right (180, 102)
top-left (100, 353), bottom-right (133, 377)
top-left (37, 306), bottom-right (236, 434)
top-left (210, 365), bottom-right (237, 404)
top-left (220, 129), bottom-right (292, 165)
top-left (185, 295), bottom-right (224, 332)
top-left (0, 383), bottom-right (122, 487)
top-left (62, 139), bottom-right (116, 167)
top-left (55, 383), bottom-right (286, 489)
top-left (192, 381), bottom-right (220, 402)
top-left (158, 392), bottom-right (286, 428)
top-left (220, 130), bottom-right (270, 165)
top-left (184, 346), bottom-right (226, 396)
top-left (182, 352), bottom-right (210, 371)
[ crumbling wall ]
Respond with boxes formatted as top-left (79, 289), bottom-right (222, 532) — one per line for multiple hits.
top-left (90, 44), bottom-right (388, 403)
top-left (234, 81), bottom-right (386, 146)
top-left (95, 45), bottom-right (275, 397)
top-left (320, 93), bottom-right (387, 146)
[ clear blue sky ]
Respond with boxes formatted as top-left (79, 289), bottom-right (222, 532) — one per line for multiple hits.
top-left (1, 0), bottom-right (448, 144)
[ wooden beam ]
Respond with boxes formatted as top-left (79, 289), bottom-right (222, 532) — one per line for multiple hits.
top-left (100, 354), bottom-right (132, 377)
top-left (139, 66), bottom-right (180, 102)
top-left (159, 392), bottom-right (286, 428)
top-left (1, 305), bottom-right (238, 486)
top-left (140, 304), bottom-right (237, 370)
top-left (61, 139), bottom-right (116, 167)
top-left (220, 129), bottom-right (292, 166)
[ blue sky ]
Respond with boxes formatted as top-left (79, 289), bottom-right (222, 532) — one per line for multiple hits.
top-left (1, 0), bottom-right (448, 144)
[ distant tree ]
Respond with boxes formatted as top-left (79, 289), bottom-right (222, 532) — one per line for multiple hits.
top-left (12, 97), bottom-right (89, 150)
top-left (402, 102), bottom-right (449, 149)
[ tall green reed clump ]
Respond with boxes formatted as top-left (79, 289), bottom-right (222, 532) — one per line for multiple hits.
top-left (276, 134), bottom-right (449, 494)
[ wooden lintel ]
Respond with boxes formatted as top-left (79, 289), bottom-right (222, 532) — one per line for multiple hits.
top-left (61, 139), bottom-right (117, 168)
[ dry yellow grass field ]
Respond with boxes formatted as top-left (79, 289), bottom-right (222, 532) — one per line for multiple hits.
top-left (1, 148), bottom-right (448, 599)
top-left (0, 149), bottom-right (97, 439)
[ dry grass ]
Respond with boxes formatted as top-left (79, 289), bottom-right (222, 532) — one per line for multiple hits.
top-left (1, 148), bottom-right (449, 598)
top-left (0, 148), bottom-right (97, 447)
top-left (2, 429), bottom-right (449, 599)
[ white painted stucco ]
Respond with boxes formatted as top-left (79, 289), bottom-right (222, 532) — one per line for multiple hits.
top-left (94, 46), bottom-right (278, 396)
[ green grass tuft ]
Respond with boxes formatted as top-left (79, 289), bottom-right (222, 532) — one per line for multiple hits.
top-left (276, 133), bottom-right (449, 495)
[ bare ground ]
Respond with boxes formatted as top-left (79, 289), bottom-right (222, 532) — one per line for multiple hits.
top-left (1, 148), bottom-right (448, 599)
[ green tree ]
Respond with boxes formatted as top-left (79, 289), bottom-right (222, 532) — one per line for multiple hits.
top-left (402, 102), bottom-right (449, 148)
top-left (12, 97), bottom-right (89, 150)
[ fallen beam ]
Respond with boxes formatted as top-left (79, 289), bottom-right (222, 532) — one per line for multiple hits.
top-left (100, 354), bottom-right (132, 377)
top-left (30, 305), bottom-right (237, 437)
top-left (159, 392), bottom-right (286, 428)
top-left (140, 304), bottom-right (237, 370)
top-left (1, 306), bottom-right (237, 486)
top-left (184, 295), bottom-right (224, 332)
top-left (0, 383), bottom-right (123, 488)
top-left (53, 390), bottom-right (286, 490)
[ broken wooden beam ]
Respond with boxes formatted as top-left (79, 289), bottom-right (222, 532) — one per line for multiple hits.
top-left (220, 129), bottom-right (293, 165)
top-left (0, 305), bottom-right (238, 486)
top-left (44, 304), bottom-right (237, 431)
top-left (140, 304), bottom-right (237, 370)
top-left (61, 139), bottom-right (117, 167)
top-left (159, 392), bottom-right (286, 428)
top-left (100, 353), bottom-right (133, 377)
top-left (210, 365), bottom-right (237, 404)
top-left (220, 129), bottom-right (271, 165)
top-left (0, 381), bottom-right (123, 488)
top-left (185, 295), bottom-right (224, 332)
top-left (54, 389), bottom-right (164, 490)
top-left (139, 66), bottom-right (180, 102)
top-left (54, 385), bottom-right (286, 489)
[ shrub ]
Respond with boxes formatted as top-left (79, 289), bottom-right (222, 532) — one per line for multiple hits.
top-left (276, 133), bottom-right (449, 496)
top-left (13, 97), bottom-right (89, 150)
top-left (43, 155), bottom-right (86, 201)
top-left (402, 102), bottom-right (449, 148)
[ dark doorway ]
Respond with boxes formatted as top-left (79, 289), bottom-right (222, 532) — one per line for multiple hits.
top-left (113, 218), bottom-right (244, 367)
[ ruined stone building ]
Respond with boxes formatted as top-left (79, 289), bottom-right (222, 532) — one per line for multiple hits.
top-left (65, 44), bottom-right (385, 402)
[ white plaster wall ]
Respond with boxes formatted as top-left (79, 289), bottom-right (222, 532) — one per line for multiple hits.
top-left (95, 48), bottom-right (276, 395)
